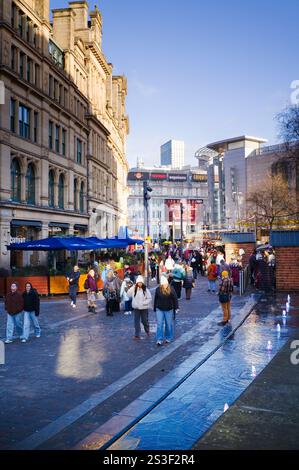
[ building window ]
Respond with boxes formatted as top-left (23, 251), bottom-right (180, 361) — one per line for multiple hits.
top-left (49, 75), bottom-right (53, 97)
top-left (20, 52), bottom-right (24, 78)
top-left (10, 98), bottom-right (16, 132)
top-left (49, 121), bottom-right (53, 149)
top-left (19, 104), bottom-right (30, 139)
top-left (11, 3), bottom-right (16, 28)
top-left (49, 170), bottom-right (55, 207)
top-left (26, 163), bottom-right (35, 205)
top-left (33, 25), bottom-right (37, 46)
top-left (34, 64), bottom-right (39, 87)
top-left (18, 11), bottom-right (23, 37)
top-left (26, 17), bottom-right (30, 42)
top-left (76, 138), bottom-right (82, 164)
top-left (11, 159), bottom-right (21, 202)
top-left (62, 129), bottom-right (66, 156)
top-left (26, 58), bottom-right (31, 82)
top-left (33, 112), bottom-right (38, 143)
top-left (11, 46), bottom-right (16, 71)
top-left (80, 182), bottom-right (84, 213)
top-left (74, 179), bottom-right (78, 211)
top-left (58, 174), bottom-right (64, 209)
top-left (55, 125), bottom-right (59, 153)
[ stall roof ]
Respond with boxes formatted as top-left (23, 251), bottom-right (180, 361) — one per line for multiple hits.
top-left (270, 231), bottom-right (299, 247)
top-left (7, 237), bottom-right (102, 251)
top-left (220, 232), bottom-right (256, 244)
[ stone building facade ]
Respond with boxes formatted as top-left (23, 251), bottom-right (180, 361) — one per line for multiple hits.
top-left (0, 0), bottom-right (129, 269)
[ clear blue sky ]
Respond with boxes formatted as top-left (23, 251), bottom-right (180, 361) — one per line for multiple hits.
top-left (50, 0), bottom-right (299, 167)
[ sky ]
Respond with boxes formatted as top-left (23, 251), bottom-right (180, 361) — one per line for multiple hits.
top-left (50, 0), bottom-right (299, 167)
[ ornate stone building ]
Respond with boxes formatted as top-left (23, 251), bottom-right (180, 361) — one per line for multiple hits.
top-left (0, 0), bottom-right (129, 269)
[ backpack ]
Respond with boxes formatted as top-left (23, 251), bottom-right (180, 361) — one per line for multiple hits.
top-left (84, 278), bottom-right (89, 290)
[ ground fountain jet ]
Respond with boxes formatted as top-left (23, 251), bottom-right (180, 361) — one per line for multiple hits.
top-left (287, 294), bottom-right (291, 303)
top-left (267, 340), bottom-right (273, 351)
top-left (251, 365), bottom-right (257, 377)
top-left (276, 324), bottom-right (281, 333)
top-left (223, 403), bottom-right (229, 412)
top-left (282, 309), bottom-right (287, 317)
top-left (283, 317), bottom-right (287, 326)
top-left (286, 302), bottom-right (290, 313)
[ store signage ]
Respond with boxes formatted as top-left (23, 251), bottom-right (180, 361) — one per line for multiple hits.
top-left (10, 237), bottom-right (26, 244)
top-left (127, 172), bottom-right (150, 181)
top-left (150, 173), bottom-right (167, 180)
top-left (191, 173), bottom-right (208, 182)
top-left (168, 174), bottom-right (187, 182)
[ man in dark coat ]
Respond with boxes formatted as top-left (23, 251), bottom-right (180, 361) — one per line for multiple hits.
top-left (22, 282), bottom-right (41, 342)
top-left (4, 282), bottom-right (24, 343)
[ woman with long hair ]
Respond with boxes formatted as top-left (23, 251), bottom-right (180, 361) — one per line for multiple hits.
top-left (154, 276), bottom-right (178, 346)
top-left (127, 275), bottom-right (152, 340)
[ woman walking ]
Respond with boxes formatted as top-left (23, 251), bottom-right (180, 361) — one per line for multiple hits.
top-left (154, 276), bottom-right (178, 346)
top-left (120, 276), bottom-right (134, 315)
top-left (22, 282), bottom-right (41, 342)
top-left (85, 269), bottom-right (98, 313)
top-left (67, 265), bottom-right (81, 308)
top-left (103, 271), bottom-right (121, 316)
top-left (218, 271), bottom-right (234, 326)
top-left (207, 259), bottom-right (218, 293)
top-left (127, 275), bottom-right (152, 340)
top-left (183, 265), bottom-right (195, 300)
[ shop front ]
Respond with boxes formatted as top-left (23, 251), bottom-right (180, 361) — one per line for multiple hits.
top-left (10, 219), bottom-right (42, 269)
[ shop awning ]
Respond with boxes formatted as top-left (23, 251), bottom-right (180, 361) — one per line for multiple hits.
top-left (87, 236), bottom-right (144, 249)
top-left (74, 224), bottom-right (88, 231)
top-left (7, 236), bottom-right (103, 251)
top-left (48, 222), bottom-right (70, 229)
top-left (11, 219), bottom-right (42, 228)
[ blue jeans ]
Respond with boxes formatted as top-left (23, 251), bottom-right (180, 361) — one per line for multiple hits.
top-left (156, 309), bottom-right (174, 342)
top-left (6, 313), bottom-right (24, 341)
top-left (23, 311), bottom-right (41, 340)
top-left (124, 299), bottom-right (132, 312)
top-left (208, 280), bottom-right (217, 292)
top-left (69, 285), bottom-right (78, 304)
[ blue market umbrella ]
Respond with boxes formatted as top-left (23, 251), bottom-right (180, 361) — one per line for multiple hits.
top-left (7, 236), bottom-right (103, 251)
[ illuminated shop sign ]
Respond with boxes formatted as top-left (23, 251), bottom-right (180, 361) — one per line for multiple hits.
top-left (191, 174), bottom-right (208, 182)
top-left (127, 172), bottom-right (150, 181)
top-left (150, 173), bottom-right (168, 180)
top-left (168, 174), bottom-right (187, 182)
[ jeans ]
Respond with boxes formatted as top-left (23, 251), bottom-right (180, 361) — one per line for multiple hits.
top-left (156, 309), bottom-right (174, 342)
top-left (6, 313), bottom-right (24, 340)
top-left (208, 280), bottom-right (217, 292)
top-left (192, 267), bottom-right (198, 279)
top-left (124, 299), bottom-right (132, 312)
top-left (69, 285), bottom-right (78, 304)
top-left (23, 311), bottom-right (41, 340)
top-left (134, 309), bottom-right (149, 337)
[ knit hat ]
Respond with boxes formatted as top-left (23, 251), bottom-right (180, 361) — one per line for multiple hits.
top-left (136, 275), bottom-right (144, 284)
top-left (160, 276), bottom-right (169, 286)
top-left (222, 270), bottom-right (229, 278)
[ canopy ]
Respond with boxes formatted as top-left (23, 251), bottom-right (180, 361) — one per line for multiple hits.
top-left (87, 236), bottom-right (144, 249)
top-left (6, 236), bottom-right (104, 251)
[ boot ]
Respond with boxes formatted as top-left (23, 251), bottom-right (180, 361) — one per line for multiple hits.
top-left (88, 305), bottom-right (92, 312)
top-left (92, 306), bottom-right (97, 314)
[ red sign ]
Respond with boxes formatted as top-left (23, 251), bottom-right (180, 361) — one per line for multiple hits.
top-left (150, 173), bottom-right (167, 180)
top-left (166, 199), bottom-right (202, 223)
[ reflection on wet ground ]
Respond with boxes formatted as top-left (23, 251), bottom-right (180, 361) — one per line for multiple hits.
top-left (109, 293), bottom-right (299, 450)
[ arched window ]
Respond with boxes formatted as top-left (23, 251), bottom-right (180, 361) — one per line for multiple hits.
top-left (26, 163), bottom-right (35, 204)
top-left (80, 181), bottom-right (84, 213)
top-left (49, 170), bottom-right (55, 207)
top-left (58, 174), bottom-right (64, 209)
top-left (11, 159), bottom-right (21, 202)
top-left (74, 179), bottom-right (78, 211)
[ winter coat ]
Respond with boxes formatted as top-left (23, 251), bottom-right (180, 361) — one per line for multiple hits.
top-left (5, 291), bottom-right (24, 316)
top-left (68, 271), bottom-right (80, 287)
top-left (172, 266), bottom-right (185, 282)
top-left (86, 274), bottom-right (98, 292)
top-left (120, 279), bottom-right (134, 302)
top-left (127, 285), bottom-right (152, 310)
top-left (103, 277), bottom-right (120, 300)
top-left (23, 288), bottom-right (40, 316)
top-left (154, 287), bottom-right (178, 313)
top-left (207, 264), bottom-right (218, 281)
top-left (183, 270), bottom-right (194, 289)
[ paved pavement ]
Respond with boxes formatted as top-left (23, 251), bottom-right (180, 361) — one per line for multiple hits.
top-left (0, 276), bottom-right (251, 450)
top-left (193, 293), bottom-right (299, 450)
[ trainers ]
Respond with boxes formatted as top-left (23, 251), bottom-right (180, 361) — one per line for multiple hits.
top-left (156, 341), bottom-right (163, 346)
top-left (70, 301), bottom-right (74, 306)
top-left (133, 336), bottom-right (141, 340)
top-left (36, 334), bottom-right (41, 338)
top-left (21, 339), bottom-right (27, 343)
top-left (217, 320), bottom-right (228, 326)
top-left (124, 311), bottom-right (129, 315)
top-left (72, 304), bottom-right (77, 308)
top-left (5, 339), bottom-right (13, 344)
top-left (165, 339), bottom-right (171, 344)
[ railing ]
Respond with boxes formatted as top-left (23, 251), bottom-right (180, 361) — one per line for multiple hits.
top-left (239, 264), bottom-right (250, 296)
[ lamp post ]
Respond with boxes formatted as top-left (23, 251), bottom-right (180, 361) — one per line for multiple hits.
top-left (143, 181), bottom-right (152, 286)
top-left (180, 202), bottom-right (184, 258)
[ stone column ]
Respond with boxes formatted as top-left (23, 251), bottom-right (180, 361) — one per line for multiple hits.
top-left (0, 211), bottom-right (12, 271)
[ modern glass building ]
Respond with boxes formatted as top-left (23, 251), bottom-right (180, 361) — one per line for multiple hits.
top-left (160, 140), bottom-right (185, 169)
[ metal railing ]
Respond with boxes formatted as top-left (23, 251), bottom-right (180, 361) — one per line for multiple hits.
top-left (239, 264), bottom-right (250, 296)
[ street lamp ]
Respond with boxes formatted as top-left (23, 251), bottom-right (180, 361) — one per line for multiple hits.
top-left (180, 202), bottom-right (184, 258)
top-left (143, 181), bottom-right (152, 286)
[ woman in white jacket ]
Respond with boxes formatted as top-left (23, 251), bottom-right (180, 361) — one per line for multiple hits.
top-left (120, 276), bottom-right (134, 315)
top-left (127, 275), bottom-right (152, 340)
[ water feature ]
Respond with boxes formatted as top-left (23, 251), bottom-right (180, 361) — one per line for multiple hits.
top-left (108, 296), bottom-right (297, 450)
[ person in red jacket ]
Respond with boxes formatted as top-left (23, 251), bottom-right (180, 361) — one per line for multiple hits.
top-left (4, 282), bottom-right (24, 343)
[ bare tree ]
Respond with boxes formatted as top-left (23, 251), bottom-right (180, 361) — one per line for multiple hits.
top-left (275, 105), bottom-right (299, 161)
top-left (246, 173), bottom-right (298, 231)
